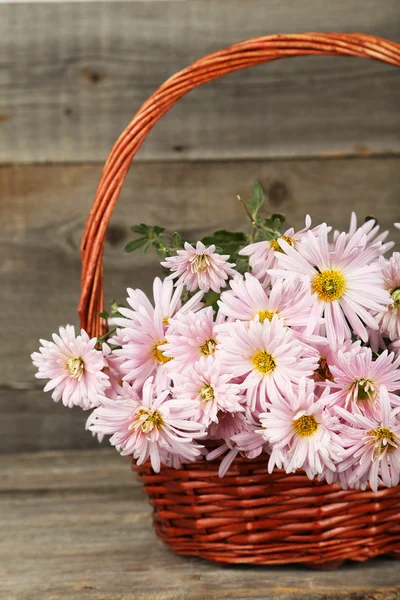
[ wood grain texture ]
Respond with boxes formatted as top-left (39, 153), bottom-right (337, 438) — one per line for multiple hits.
top-left (1, 158), bottom-right (400, 391)
top-left (1, 449), bottom-right (400, 600)
top-left (0, 0), bottom-right (399, 163)
top-left (0, 389), bottom-right (100, 454)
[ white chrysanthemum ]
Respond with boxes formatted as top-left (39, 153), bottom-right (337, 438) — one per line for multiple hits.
top-left (161, 307), bottom-right (223, 373)
top-left (87, 378), bottom-right (204, 473)
top-left (238, 216), bottom-right (319, 286)
top-left (333, 212), bottom-right (394, 255)
top-left (326, 347), bottom-right (400, 414)
top-left (269, 223), bottom-right (391, 347)
top-left (216, 316), bottom-right (318, 410)
top-left (336, 386), bottom-right (400, 491)
top-left (161, 241), bottom-right (237, 293)
top-left (374, 253), bottom-right (400, 341)
top-left (112, 278), bottom-right (203, 389)
top-left (171, 356), bottom-right (244, 426)
top-left (31, 325), bottom-right (109, 409)
top-left (259, 378), bottom-right (344, 480)
top-left (112, 277), bottom-right (203, 342)
top-left (218, 273), bottom-right (316, 330)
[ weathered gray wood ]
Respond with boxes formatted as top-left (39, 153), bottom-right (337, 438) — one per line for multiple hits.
top-left (1, 157), bottom-right (399, 396)
top-left (0, 0), bottom-right (399, 163)
top-left (1, 449), bottom-right (400, 600)
top-left (0, 389), bottom-right (101, 454)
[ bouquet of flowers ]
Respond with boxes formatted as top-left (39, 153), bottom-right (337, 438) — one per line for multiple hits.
top-left (32, 185), bottom-right (400, 492)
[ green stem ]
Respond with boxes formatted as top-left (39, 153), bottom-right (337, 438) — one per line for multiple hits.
top-left (97, 327), bottom-right (117, 344)
top-left (237, 195), bottom-right (259, 242)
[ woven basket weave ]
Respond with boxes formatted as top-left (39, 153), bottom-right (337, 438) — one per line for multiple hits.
top-left (133, 454), bottom-right (400, 567)
top-left (79, 33), bottom-right (400, 566)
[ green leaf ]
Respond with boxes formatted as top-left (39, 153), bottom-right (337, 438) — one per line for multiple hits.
top-left (201, 230), bottom-right (246, 246)
top-left (203, 290), bottom-right (220, 307)
top-left (131, 223), bottom-right (150, 234)
top-left (143, 239), bottom-right (153, 252)
top-left (271, 213), bottom-right (286, 224)
top-left (235, 255), bottom-right (250, 274)
top-left (272, 217), bottom-right (282, 231)
top-left (253, 212), bottom-right (286, 241)
top-left (98, 311), bottom-right (109, 319)
top-left (171, 231), bottom-right (182, 248)
top-left (124, 237), bottom-right (148, 252)
top-left (153, 225), bottom-right (165, 235)
top-left (247, 183), bottom-right (265, 219)
top-left (218, 241), bottom-right (243, 257)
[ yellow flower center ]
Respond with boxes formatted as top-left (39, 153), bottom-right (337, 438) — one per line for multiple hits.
top-left (251, 350), bottom-right (276, 375)
top-left (152, 340), bottom-right (172, 364)
top-left (200, 384), bottom-right (215, 402)
top-left (129, 408), bottom-right (164, 434)
top-left (313, 357), bottom-right (334, 383)
top-left (270, 235), bottom-right (295, 253)
top-left (370, 426), bottom-right (397, 456)
top-left (352, 378), bottom-right (375, 402)
top-left (390, 287), bottom-right (400, 307)
top-left (162, 317), bottom-right (170, 326)
top-left (257, 309), bottom-right (276, 323)
top-left (293, 414), bottom-right (319, 437)
top-left (66, 356), bottom-right (85, 379)
top-left (191, 254), bottom-right (210, 273)
top-left (312, 269), bottom-right (346, 302)
top-left (200, 339), bottom-right (217, 356)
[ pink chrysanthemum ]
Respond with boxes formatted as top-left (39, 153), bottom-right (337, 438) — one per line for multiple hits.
top-left (216, 316), bottom-right (318, 410)
top-left (326, 347), bottom-right (400, 414)
top-left (336, 386), bottom-right (400, 491)
top-left (161, 307), bottom-right (222, 373)
top-left (238, 216), bottom-right (318, 286)
top-left (112, 277), bottom-right (203, 342)
top-left (101, 343), bottom-right (126, 398)
top-left (312, 338), bottom-right (362, 385)
top-left (374, 253), bottom-right (400, 341)
top-left (213, 412), bottom-right (273, 478)
top-left (206, 411), bottom-right (252, 477)
top-left (31, 325), bottom-right (110, 409)
top-left (269, 223), bottom-right (391, 346)
top-left (86, 343), bottom-right (123, 443)
top-left (318, 464), bottom-right (359, 490)
top-left (333, 212), bottom-right (394, 255)
top-left (161, 241), bottom-right (237, 293)
top-left (259, 378), bottom-right (344, 479)
top-left (87, 378), bottom-right (204, 472)
top-left (232, 410), bottom-right (269, 460)
top-left (112, 278), bottom-right (203, 389)
top-left (218, 274), bottom-right (316, 330)
top-left (390, 339), bottom-right (400, 359)
top-left (172, 356), bottom-right (244, 426)
top-left (367, 326), bottom-right (387, 355)
top-left (114, 308), bottom-right (171, 390)
top-left (208, 410), bottom-right (248, 442)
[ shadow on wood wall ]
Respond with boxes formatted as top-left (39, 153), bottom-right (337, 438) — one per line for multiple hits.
top-left (1, 0), bottom-right (399, 452)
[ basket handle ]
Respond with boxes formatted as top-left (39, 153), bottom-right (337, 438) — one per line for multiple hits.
top-left (78, 32), bottom-right (400, 338)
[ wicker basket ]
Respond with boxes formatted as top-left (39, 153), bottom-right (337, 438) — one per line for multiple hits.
top-left (79, 33), bottom-right (400, 567)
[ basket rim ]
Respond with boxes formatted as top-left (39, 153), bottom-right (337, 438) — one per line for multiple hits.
top-left (77, 32), bottom-right (400, 338)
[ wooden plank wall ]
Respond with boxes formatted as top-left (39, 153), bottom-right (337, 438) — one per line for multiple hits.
top-left (1, 0), bottom-right (399, 452)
